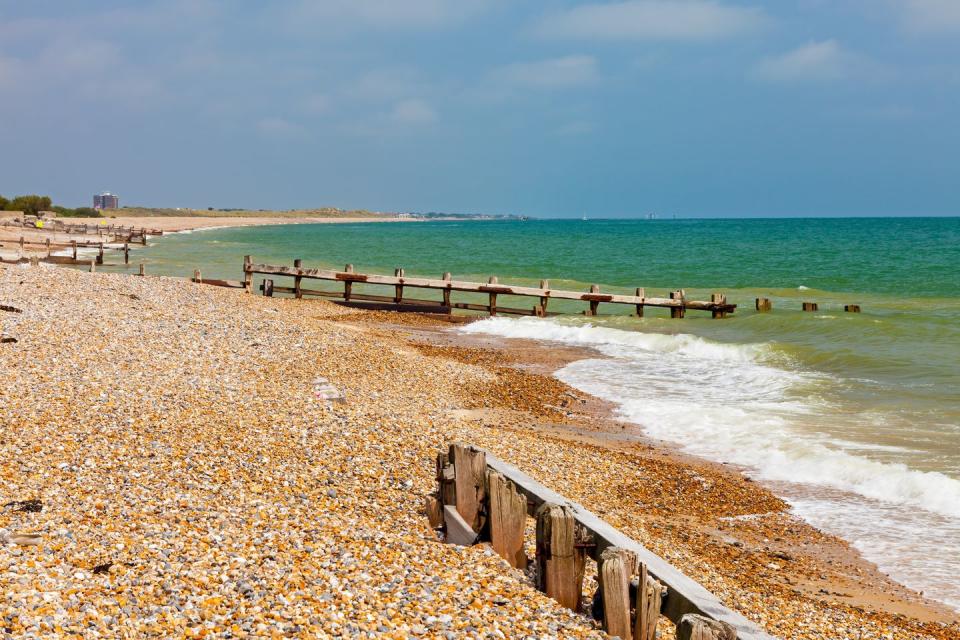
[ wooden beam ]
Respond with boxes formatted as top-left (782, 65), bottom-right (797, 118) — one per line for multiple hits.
top-left (635, 288), bottom-right (645, 317)
top-left (844, 304), bottom-right (861, 313)
top-left (802, 302), bottom-right (818, 312)
top-left (755, 298), bottom-right (772, 312)
top-left (587, 284), bottom-right (601, 316)
top-left (488, 276), bottom-right (498, 316)
top-left (294, 259), bottom-right (303, 299)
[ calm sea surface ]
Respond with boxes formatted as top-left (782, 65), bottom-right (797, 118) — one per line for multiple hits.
top-left (102, 217), bottom-right (960, 609)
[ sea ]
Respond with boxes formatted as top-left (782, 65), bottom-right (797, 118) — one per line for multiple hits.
top-left (105, 217), bottom-right (960, 610)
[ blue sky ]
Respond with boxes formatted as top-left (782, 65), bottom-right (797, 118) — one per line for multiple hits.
top-left (1, 1), bottom-right (958, 217)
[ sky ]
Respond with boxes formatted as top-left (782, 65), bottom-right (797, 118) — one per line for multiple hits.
top-left (1, 1), bottom-right (958, 218)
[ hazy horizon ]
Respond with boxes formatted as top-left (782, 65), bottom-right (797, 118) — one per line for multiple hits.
top-left (2, 1), bottom-right (959, 217)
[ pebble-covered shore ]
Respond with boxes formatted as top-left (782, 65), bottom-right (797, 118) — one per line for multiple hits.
top-left (1, 264), bottom-right (958, 639)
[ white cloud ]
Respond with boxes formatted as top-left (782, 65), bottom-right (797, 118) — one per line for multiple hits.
top-left (287, 0), bottom-right (489, 31)
top-left (753, 40), bottom-right (863, 83)
top-left (534, 1), bottom-right (767, 41)
top-left (491, 55), bottom-right (599, 89)
top-left (390, 99), bottom-right (437, 125)
top-left (898, 0), bottom-right (960, 34)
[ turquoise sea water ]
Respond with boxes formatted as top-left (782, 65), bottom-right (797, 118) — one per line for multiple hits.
top-left (103, 217), bottom-right (960, 609)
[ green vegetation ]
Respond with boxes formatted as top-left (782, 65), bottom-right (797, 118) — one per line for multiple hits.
top-left (0, 194), bottom-right (102, 218)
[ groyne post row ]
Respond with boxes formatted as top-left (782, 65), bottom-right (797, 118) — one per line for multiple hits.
top-left (0, 237), bottom-right (133, 266)
top-left (428, 445), bottom-right (775, 640)
top-left (239, 257), bottom-right (737, 318)
top-left (755, 298), bottom-right (862, 313)
top-left (0, 218), bottom-right (160, 244)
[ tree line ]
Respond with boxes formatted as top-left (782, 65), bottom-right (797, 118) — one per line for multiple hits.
top-left (0, 194), bottom-right (100, 218)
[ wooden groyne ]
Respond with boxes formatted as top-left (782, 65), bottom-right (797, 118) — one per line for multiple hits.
top-left (429, 445), bottom-right (776, 640)
top-left (0, 236), bottom-right (136, 266)
top-left (241, 257), bottom-right (737, 318)
top-left (0, 218), bottom-right (161, 243)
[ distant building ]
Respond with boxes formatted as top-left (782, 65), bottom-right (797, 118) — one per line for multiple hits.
top-left (93, 192), bottom-right (119, 210)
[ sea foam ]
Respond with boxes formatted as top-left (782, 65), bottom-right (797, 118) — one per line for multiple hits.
top-left (460, 317), bottom-right (960, 520)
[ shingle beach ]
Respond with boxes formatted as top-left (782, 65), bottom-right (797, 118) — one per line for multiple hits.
top-left (1, 263), bottom-right (958, 639)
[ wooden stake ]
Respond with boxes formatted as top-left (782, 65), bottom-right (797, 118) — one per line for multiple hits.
top-left (193, 269), bottom-right (202, 284)
top-left (755, 297), bottom-right (772, 312)
top-left (45, 238), bottom-right (51, 257)
top-left (263, 279), bottom-right (274, 297)
top-left (845, 304), bottom-right (861, 313)
top-left (535, 503), bottom-right (585, 611)
top-left (487, 470), bottom-right (527, 569)
top-left (635, 288), bottom-right (645, 317)
top-left (670, 290), bottom-right (685, 318)
top-left (437, 451), bottom-right (456, 507)
top-left (89, 259), bottom-right (96, 273)
top-left (394, 267), bottom-right (404, 303)
top-left (344, 263), bottom-right (354, 301)
top-left (72, 240), bottom-right (77, 260)
top-left (243, 255), bottom-right (253, 293)
top-left (488, 276), bottom-right (498, 316)
top-left (442, 272), bottom-right (452, 308)
top-left (802, 302), bottom-right (818, 312)
top-left (450, 444), bottom-right (487, 533)
top-left (293, 259), bottom-right (303, 299)
top-left (139, 262), bottom-right (145, 277)
top-left (711, 293), bottom-right (727, 319)
top-left (676, 614), bottom-right (736, 640)
top-left (598, 547), bottom-right (634, 639)
top-left (587, 284), bottom-right (601, 316)
top-left (539, 279), bottom-right (550, 317)
top-left (123, 242), bottom-right (129, 264)
top-left (634, 564), bottom-right (665, 640)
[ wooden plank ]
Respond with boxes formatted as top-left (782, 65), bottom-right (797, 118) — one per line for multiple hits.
top-left (332, 301), bottom-right (454, 314)
top-left (844, 304), bottom-right (861, 313)
top-left (451, 444), bottom-right (487, 532)
top-left (483, 452), bottom-right (778, 639)
top-left (196, 279), bottom-right (246, 289)
top-left (802, 302), bottom-right (818, 312)
top-left (487, 470), bottom-right (528, 569)
top-left (677, 614), bottom-right (737, 640)
top-left (425, 495), bottom-right (444, 529)
top-left (755, 298), bottom-right (772, 312)
top-left (443, 505), bottom-right (479, 546)
top-left (598, 546), bottom-right (634, 639)
top-left (535, 503), bottom-right (585, 612)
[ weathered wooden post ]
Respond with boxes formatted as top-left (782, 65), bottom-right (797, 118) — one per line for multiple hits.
top-left (450, 444), bottom-right (487, 533)
top-left (635, 288), bottom-right (645, 317)
top-left (442, 272), bottom-right (452, 309)
top-left (598, 547), bottom-right (634, 639)
top-left (802, 302), bottom-right (818, 312)
top-left (193, 269), bottom-right (202, 284)
top-left (711, 293), bottom-right (727, 319)
top-left (587, 284), bottom-right (601, 316)
top-left (755, 297), bottom-right (772, 312)
top-left (72, 240), bottom-right (77, 260)
top-left (293, 259), bottom-right (303, 299)
top-left (676, 614), bottom-right (736, 640)
top-left (19, 236), bottom-right (24, 253)
top-left (45, 238), bottom-right (51, 257)
top-left (634, 564), bottom-right (665, 640)
top-left (139, 262), bottom-right (145, 277)
top-left (243, 255), bottom-right (253, 293)
top-left (538, 279), bottom-right (550, 317)
top-left (343, 264), bottom-right (354, 301)
top-left (96, 244), bottom-right (104, 265)
top-left (670, 290), bottom-right (686, 319)
top-left (488, 276), bottom-right (498, 316)
top-left (123, 243), bottom-right (129, 265)
top-left (394, 268), bottom-right (404, 304)
top-left (845, 304), bottom-right (861, 313)
top-left (436, 450), bottom-right (456, 506)
top-left (89, 259), bottom-right (96, 273)
top-left (535, 503), bottom-right (585, 612)
top-left (263, 279), bottom-right (274, 297)
top-left (487, 470), bottom-right (527, 569)
top-left (141, 231), bottom-right (148, 245)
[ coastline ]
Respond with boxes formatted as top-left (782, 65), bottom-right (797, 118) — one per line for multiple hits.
top-left (1, 265), bottom-right (957, 639)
